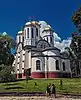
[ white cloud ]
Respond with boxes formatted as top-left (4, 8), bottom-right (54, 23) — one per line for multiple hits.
top-left (54, 37), bottom-right (71, 52)
top-left (53, 32), bottom-right (61, 41)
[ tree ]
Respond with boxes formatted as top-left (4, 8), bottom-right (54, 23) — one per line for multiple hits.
top-left (0, 33), bottom-right (16, 65)
top-left (72, 7), bottom-right (81, 32)
top-left (0, 33), bottom-right (16, 82)
top-left (69, 7), bottom-right (81, 77)
top-left (65, 47), bottom-right (78, 77)
top-left (0, 65), bottom-right (16, 82)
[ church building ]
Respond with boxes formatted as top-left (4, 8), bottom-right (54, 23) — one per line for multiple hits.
top-left (12, 21), bottom-right (71, 79)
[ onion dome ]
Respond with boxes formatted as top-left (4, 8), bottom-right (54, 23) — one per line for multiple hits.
top-left (42, 25), bottom-right (54, 32)
top-left (18, 30), bottom-right (24, 35)
top-left (25, 21), bottom-right (40, 27)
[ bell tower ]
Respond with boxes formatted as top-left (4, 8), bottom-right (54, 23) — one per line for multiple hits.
top-left (24, 21), bottom-right (40, 47)
top-left (42, 26), bottom-right (54, 47)
top-left (16, 30), bottom-right (24, 44)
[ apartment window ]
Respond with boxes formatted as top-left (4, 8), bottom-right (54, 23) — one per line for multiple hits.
top-left (56, 60), bottom-right (59, 70)
top-left (36, 60), bottom-right (40, 70)
top-left (27, 28), bottom-right (29, 38)
top-left (36, 28), bottom-right (38, 36)
top-left (31, 28), bottom-right (34, 38)
top-left (63, 62), bottom-right (65, 71)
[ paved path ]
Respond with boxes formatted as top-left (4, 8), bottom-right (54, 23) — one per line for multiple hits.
top-left (0, 96), bottom-right (81, 100)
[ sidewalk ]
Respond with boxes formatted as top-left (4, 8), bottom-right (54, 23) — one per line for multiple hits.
top-left (0, 95), bottom-right (81, 100)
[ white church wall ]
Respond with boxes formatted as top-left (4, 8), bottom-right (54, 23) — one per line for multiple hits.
top-left (24, 50), bottom-right (29, 69)
top-left (29, 52), bottom-right (32, 68)
top-left (65, 60), bottom-right (71, 72)
top-left (17, 69), bottom-right (19, 74)
top-left (22, 62), bottom-right (24, 69)
top-left (48, 57), bottom-right (56, 71)
top-left (61, 59), bottom-right (71, 73)
top-left (24, 25), bottom-right (40, 46)
top-left (16, 35), bottom-right (19, 44)
top-left (55, 57), bottom-right (61, 71)
top-left (17, 44), bottom-right (22, 53)
top-left (43, 50), bottom-right (60, 57)
top-left (22, 68), bottom-right (24, 73)
top-left (32, 57), bottom-right (44, 72)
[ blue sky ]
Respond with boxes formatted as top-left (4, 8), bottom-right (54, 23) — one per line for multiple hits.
top-left (0, 0), bottom-right (81, 40)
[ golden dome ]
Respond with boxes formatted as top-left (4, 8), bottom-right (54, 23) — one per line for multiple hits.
top-left (44, 25), bottom-right (52, 30)
top-left (25, 21), bottom-right (40, 26)
top-left (18, 30), bottom-right (24, 34)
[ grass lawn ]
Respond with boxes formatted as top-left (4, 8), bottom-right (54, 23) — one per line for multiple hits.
top-left (0, 78), bottom-right (81, 94)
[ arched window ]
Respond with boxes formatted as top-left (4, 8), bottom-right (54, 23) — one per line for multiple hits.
top-left (63, 62), bottom-right (65, 71)
top-left (27, 28), bottom-right (29, 38)
top-left (47, 37), bottom-right (48, 41)
top-left (56, 60), bottom-right (59, 70)
top-left (36, 28), bottom-right (38, 36)
top-left (19, 36), bottom-right (21, 42)
top-left (23, 36), bottom-right (24, 41)
top-left (50, 37), bottom-right (52, 42)
top-left (41, 44), bottom-right (43, 48)
top-left (24, 29), bottom-right (26, 39)
top-left (31, 28), bottom-right (34, 38)
top-left (36, 60), bottom-right (40, 70)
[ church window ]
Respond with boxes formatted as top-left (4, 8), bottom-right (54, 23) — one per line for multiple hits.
top-left (41, 44), bottom-right (43, 48)
top-left (27, 28), bottom-right (29, 38)
top-left (36, 28), bottom-right (38, 36)
top-left (19, 36), bottom-right (21, 42)
top-left (36, 60), bottom-right (40, 70)
top-left (63, 62), bottom-right (65, 71)
top-left (31, 28), bottom-right (34, 38)
top-left (24, 29), bottom-right (26, 39)
top-left (23, 36), bottom-right (24, 41)
top-left (44, 45), bottom-right (45, 48)
top-left (50, 37), bottom-right (52, 42)
top-left (47, 37), bottom-right (48, 41)
top-left (19, 74), bottom-right (22, 78)
top-left (56, 60), bottom-right (59, 70)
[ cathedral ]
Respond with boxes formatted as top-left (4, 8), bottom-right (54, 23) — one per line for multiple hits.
top-left (12, 21), bottom-right (71, 79)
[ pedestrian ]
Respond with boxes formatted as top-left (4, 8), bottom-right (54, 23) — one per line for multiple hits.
top-left (46, 84), bottom-right (51, 97)
top-left (60, 79), bottom-right (63, 89)
top-left (51, 84), bottom-right (56, 98)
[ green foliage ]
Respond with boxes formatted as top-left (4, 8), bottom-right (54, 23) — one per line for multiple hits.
top-left (72, 7), bottom-right (81, 32)
top-left (68, 7), bottom-right (81, 77)
top-left (0, 33), bottom-right (16, 65)
top-left (0, 79), bottom-right (81, 94)
top-left (0, 65), bottom-right (16, 82)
